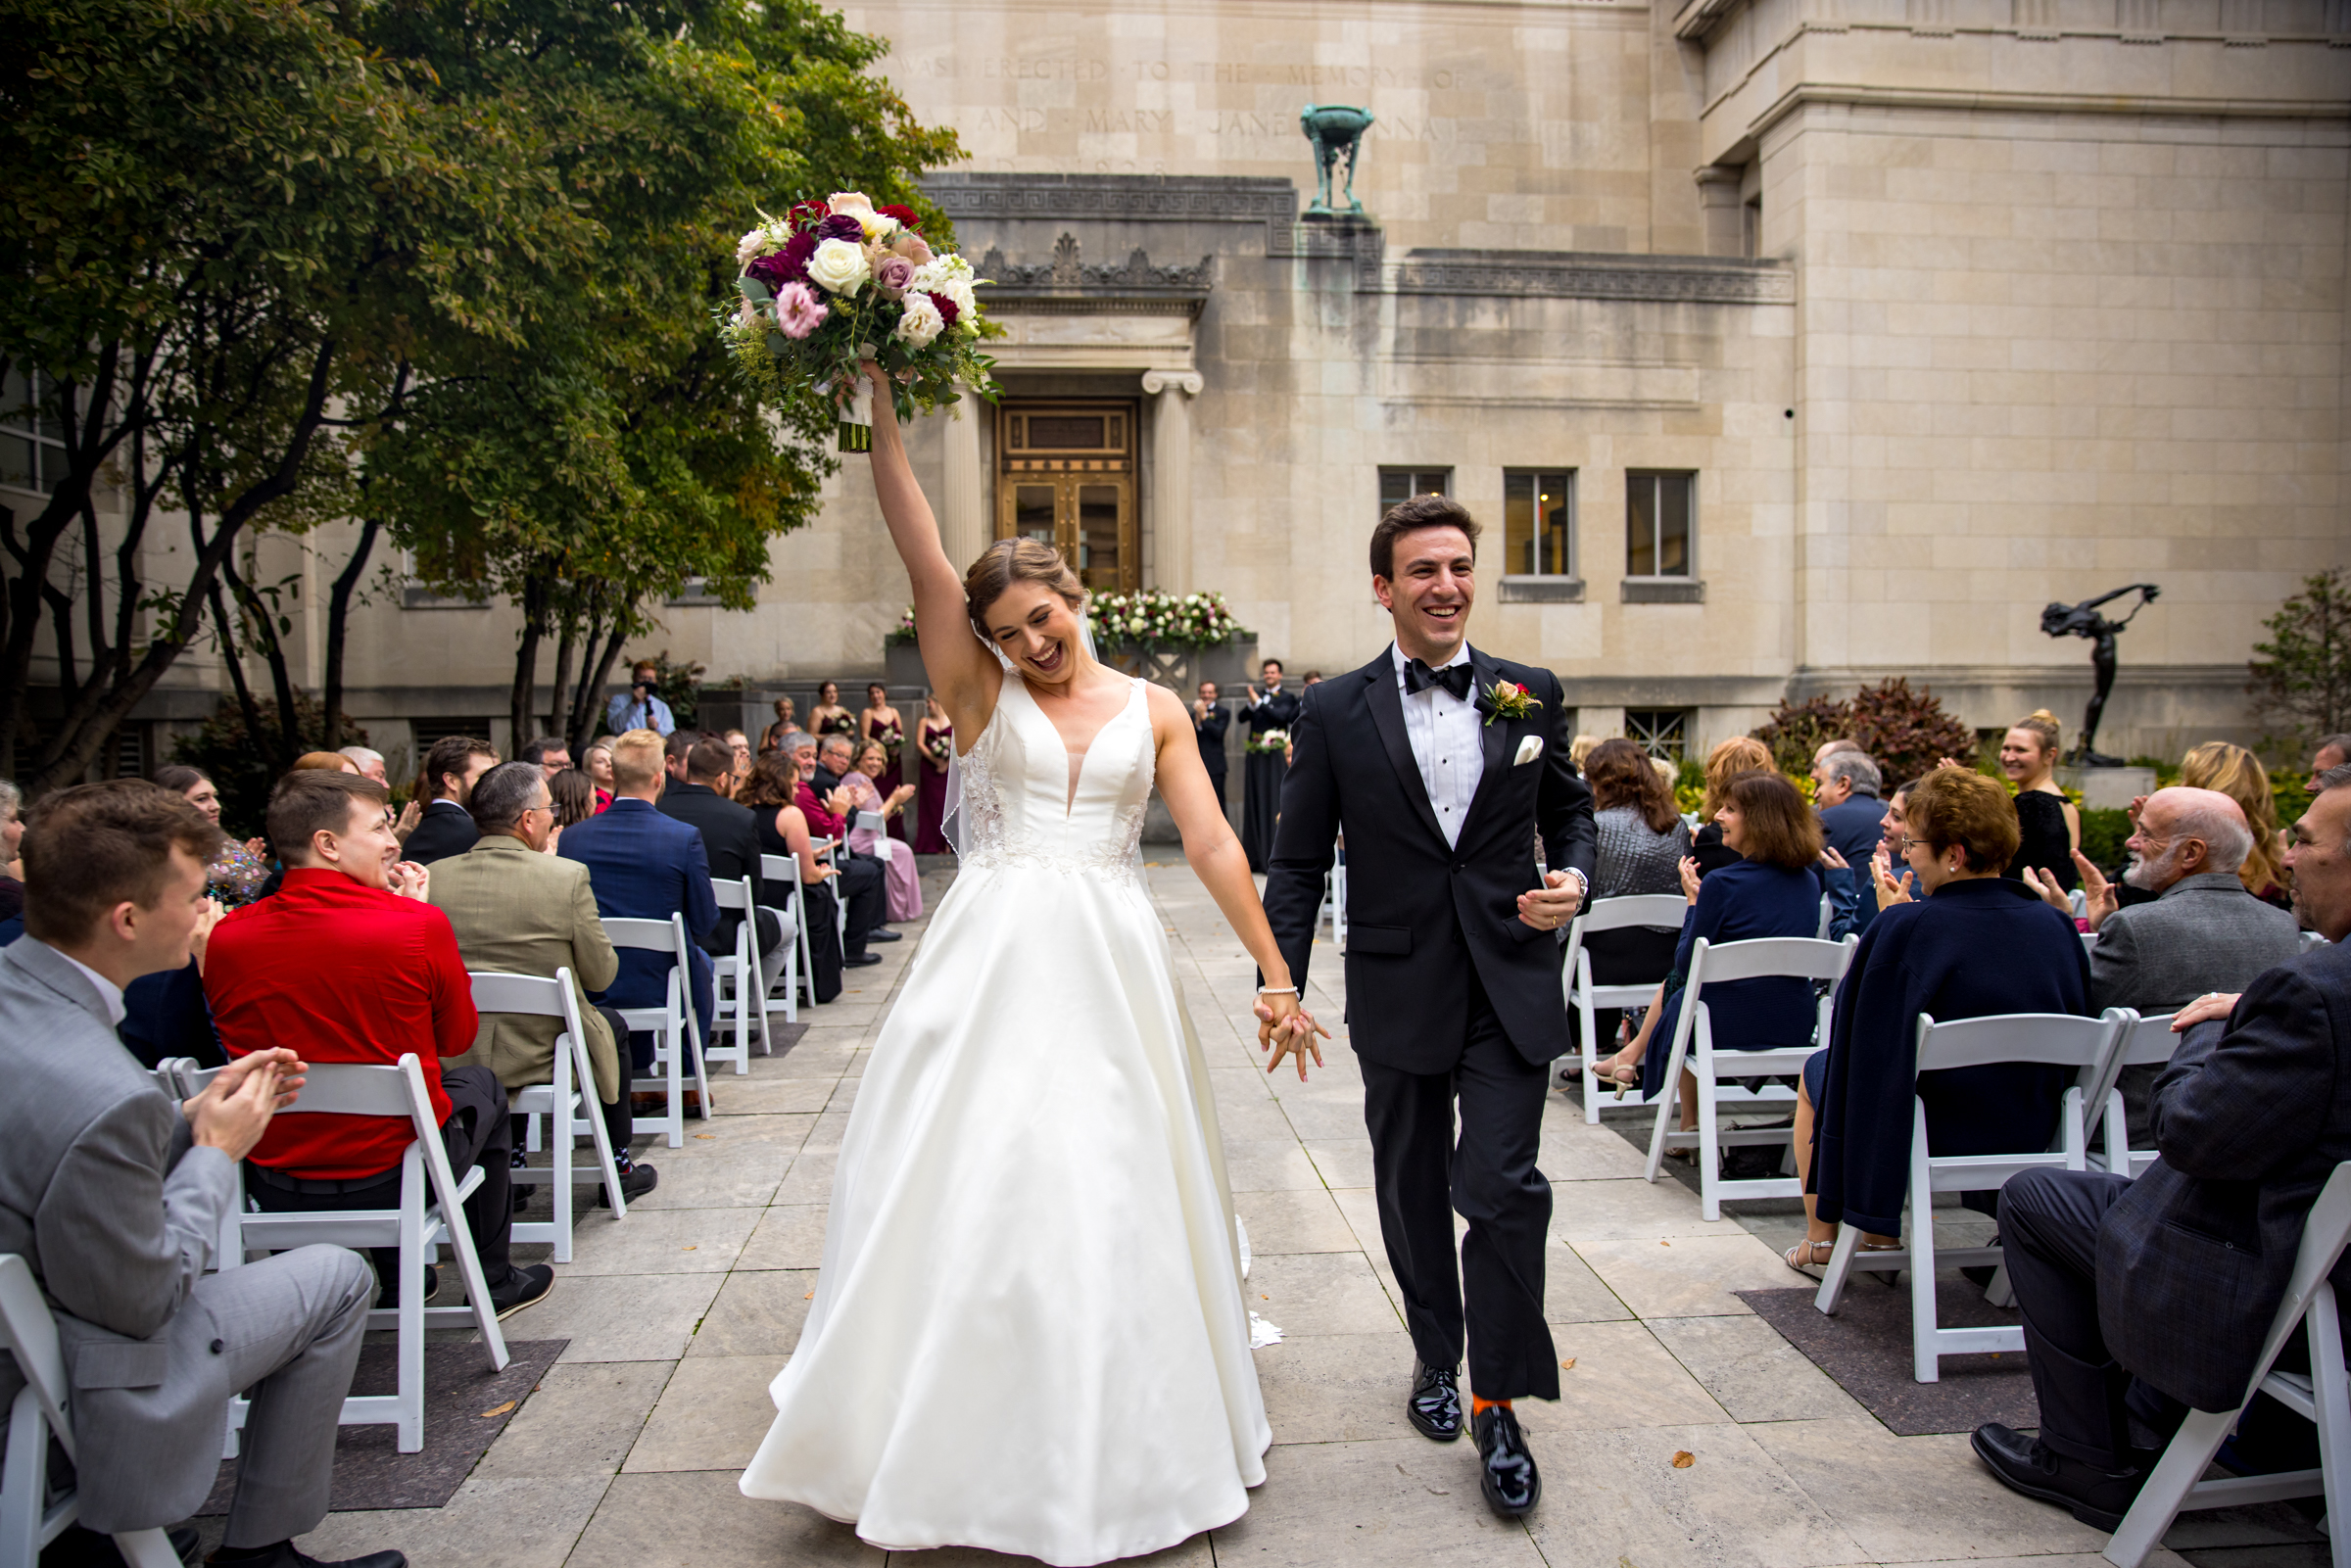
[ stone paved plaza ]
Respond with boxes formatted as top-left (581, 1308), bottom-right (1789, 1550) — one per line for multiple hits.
top-left (278, 860), bottom-right (2321, 1568)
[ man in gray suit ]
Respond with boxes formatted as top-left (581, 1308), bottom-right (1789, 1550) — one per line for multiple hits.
top-left (2027, 786), bottom-right (2302, 1139)
top-left (0, 782), bottom-right (403, 1567)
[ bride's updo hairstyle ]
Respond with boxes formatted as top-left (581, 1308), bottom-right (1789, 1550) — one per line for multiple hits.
top-left (964, 537), bottom-right (1086, 641)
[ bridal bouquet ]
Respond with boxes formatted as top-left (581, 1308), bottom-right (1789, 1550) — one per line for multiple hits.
top-left (722, 192), bottom-right (997, 451)
top-left (1246, 729), bottom-right (1290, 756)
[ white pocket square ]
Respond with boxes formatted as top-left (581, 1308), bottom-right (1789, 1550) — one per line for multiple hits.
top-left (1512, 736), bottom-right (1545, 766)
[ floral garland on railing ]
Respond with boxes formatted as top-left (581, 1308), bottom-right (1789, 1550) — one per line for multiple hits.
top-left (885, 591), bottom-right (1249, 651)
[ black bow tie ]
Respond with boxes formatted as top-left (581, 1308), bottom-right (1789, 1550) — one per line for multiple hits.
top-left (1404, 658), bottom-right (1473, 701)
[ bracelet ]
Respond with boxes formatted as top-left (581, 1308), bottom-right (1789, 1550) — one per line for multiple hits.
top-left (1256, 985), bottom-right (1298, 996)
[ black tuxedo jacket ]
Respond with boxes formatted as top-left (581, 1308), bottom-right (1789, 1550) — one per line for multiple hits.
top-left (1195, 706), bottom-right (1229, 778)
top-left (1263, 645), bottom-right (1597, 1072)
top-left (658, 781), bottom-right (763, 956)
top-left (2100, 938), bottom-right (2351, 1412)
top-left (404, 799), bottom-right (479, 866)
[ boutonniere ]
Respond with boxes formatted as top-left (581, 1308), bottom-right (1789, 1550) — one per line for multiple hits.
top-left (1476, 679), bottom-right (1543, 728)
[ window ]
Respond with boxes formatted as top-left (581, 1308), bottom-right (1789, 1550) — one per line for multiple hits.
top-left (1, 369), bottom-right (68, 495)
top-left (1378, 468), bottom-right (1451, 523)
top-left (1502, 470), bottom-right (1574, 578)
top-left (1625, 709), bottom-right (1692, 762)
top-left (1626, 471), bottom-right (1695, 578)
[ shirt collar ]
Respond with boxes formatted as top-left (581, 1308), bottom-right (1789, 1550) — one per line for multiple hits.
top-left (35, 940), bottom-right (127, 1026)
top-left (1391, 641), bottom-right (1471, 679)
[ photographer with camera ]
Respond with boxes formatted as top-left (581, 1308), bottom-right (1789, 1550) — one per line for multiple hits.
top-left (605, 660), bottom-right (677, 737)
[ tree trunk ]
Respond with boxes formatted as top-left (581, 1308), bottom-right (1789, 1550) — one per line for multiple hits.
top-left (209, 581), bottom-right (267, 766)
top-left (508, 572), bottom-right (547, 751)
top-left (545, 610), bottom-right (577, 739)
top-left (223, 546), bottom-right (303, 772)
top-left (569, 600), bottom-right (631, 753)
top-left (320, 517), bottom-right (380, 751)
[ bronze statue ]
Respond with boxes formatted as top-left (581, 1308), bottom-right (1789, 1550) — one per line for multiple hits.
top-left (2040, 583), bottom-right (2159, 767)
top-left (1300, 104), bottom-right (1374, 218)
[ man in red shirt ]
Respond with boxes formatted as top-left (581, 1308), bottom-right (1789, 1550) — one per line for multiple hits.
top-left (207, 770), bottom-right (553, 1318)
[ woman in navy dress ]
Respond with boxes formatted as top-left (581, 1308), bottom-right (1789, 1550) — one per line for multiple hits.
top-left (1591, 773), bottom-right (1833, 1138)
top-left (1785, 765), bottom-right (2089, 1272)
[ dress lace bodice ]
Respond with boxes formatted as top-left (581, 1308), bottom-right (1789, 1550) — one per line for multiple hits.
top-left (957, 677), bottom-right (1154, 888)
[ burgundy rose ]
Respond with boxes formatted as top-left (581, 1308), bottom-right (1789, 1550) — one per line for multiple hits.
top-left (926, 289), bottom-right (959, 329)
top-left (787, 200), bottom-right (827, 227)
top-left (820, 213), bottom-right (867, 242)
top-left (876, 204), bottom-right (922, 230)
top-left (745, 228), bottom-right (818, 289)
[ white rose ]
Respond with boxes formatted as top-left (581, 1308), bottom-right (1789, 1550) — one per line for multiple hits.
top-left (806, 237), bottom-right (871, 297)
top-left (737, 227), bottom-right (768, 266)
top-left (893, 290), bottom-right (945, 349)
top-left (937, 277), bottom-right (979, 329)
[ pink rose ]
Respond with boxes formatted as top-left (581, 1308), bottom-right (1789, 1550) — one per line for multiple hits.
top-left (875, 255), bottom-right (916, 297)
top-left (775, 280), bottom-right (829, 340)
top-left (889, 231), bottom-right (934, 267)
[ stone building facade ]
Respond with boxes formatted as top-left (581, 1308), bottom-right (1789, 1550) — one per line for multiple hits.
top-left (21, 0), bottom-right (2349, 778)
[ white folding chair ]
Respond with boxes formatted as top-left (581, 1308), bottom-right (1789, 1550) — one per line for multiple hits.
top-left (705, 876), bottom-right (766, 1073)
top-left (1560, 894), bottom-right (1687, 1124)
top-left (855, 810), bottom-right (895, 866)
top-left (2084, 931), bottom-right (2101, 956)
top-left (759, 851), bottom-right (806, 1022)
top-left (2070, 888), bottom-right (2090, 920)
top-left (472, 970), bottom-right (628, 1264)
top-left (1815, 893), bottom-right (1834, 941)
top-left (811, 837), bottom-right (847, 943)
top-left (220, 1056), bottom-right (510, 1451)
top-left (150, 1060), bottom-right (248, 1273)
top-left (1813, 1008), bottom-right (2131, 1383)
top-left (2306, 931), bottom-right (2332, 953)
top-left (0, 1255), bottom-right (183, 1568)
top-left (603, 914), bottom-right (711, 1149)
top-left (1319, 853), bottom-right (1348, 946)
top-left (1643, 934), bottom-right (1860, 1219)
top-left (2103, 1162), bottom-right (2351, 1568)
top-left (2085, 1009), bottom-right (2181, 1179)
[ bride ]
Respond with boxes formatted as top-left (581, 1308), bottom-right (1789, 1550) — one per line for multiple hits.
top-left (739, 367), bottom-right (1327, 1565)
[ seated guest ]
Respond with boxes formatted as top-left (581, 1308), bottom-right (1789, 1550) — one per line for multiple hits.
top-left (1576, 737), bottom-right (1690, 1060)
top-left (2025, 785), bottom-right (2300, 1139)
top-left (1690, 736), bottom-right (1774, 878)
top-left (607, 660), bottom-right (676, 737)
top-left (584, 739), bottom-right (616, 812)
top-left (558, 729), bottom-right (718, 1101)
top-left (819, 733), bottom-right (896, 947)
top-left (1972, 764), bottom-right (2351, 1529)
top-left (845, 738), bottom-right (923, 922)
top-left (1867, 778), bottom-right (1922, 912)
top-left (429, 762), bottom-right (654, 1205)
top-left (404, 734), bottom-right (498, 864)
top-left (0, 781), bottom-right (400, 1568)
top-left (759, 694), bottom-right (796, 754)
top-left (518, 735), bottom-right (573, 778)
top-left (792, 732), bottom-right (888, 966)
top-left (2311, 734), bottom-right (2350, 788)
top-left (741, 753), bottom-right (850, 1003)
top-left (548, 765), bottom-right (596, 845)
top-left (726, 729), bottom-right (754, 788)
top-left (207, 770), bottom-right (552, 1316)
top-left (659, 736), bottom-right (792, 995)
top-left (337, 744), bottom-right (389, 785)
top-left (1814, 749), bottom-right (1887, 930)
top-left (290, 750), bottom-right (358, 774)
top-left (2183, 739), bottom-right (2290, 907)
top-left (1593, 775), bottom-right (1835, 1132)
top-left (1788, 765), bottom-right (2087, 1271)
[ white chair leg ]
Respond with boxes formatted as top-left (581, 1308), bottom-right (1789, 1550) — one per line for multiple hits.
top-left (1815, 1224), bottom-right (1860, 1315)
top-left (1578, 991), bottom-right (1603, 1125)
top-left (1909, 1124), bottom-right (1942, 1384)
top-left (2310, 1287), bottom-right (2351, 1568)
top-left (2103, 1406), bottom-right (2239, 1568)
top-left (1984, 1262), bottom-right (2017, 1309)
top-left (1695, 1059), bottom-right (1721, 1223)
top-left (111, 1532), bottom-right (184, 1568)
top-left (1643, 1077), bottom-right (1677, 1184)
top-left (548, 1093), bottom-right (574, 1264)
top-left (396, 1164), bottom-right (425, 1452)
top-left (3, 1387), bottom-right (49, 1568)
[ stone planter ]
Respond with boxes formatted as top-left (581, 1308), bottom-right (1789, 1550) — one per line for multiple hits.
top-left (1097, 636), bottom-right (1259, 695)
top-left (885, 641), bottom-right (928, 692)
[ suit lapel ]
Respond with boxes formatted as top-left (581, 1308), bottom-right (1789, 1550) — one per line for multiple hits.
top-left (1460, 645), bottom-right (1515, 834)
top-left (1363, 652), bottom-right (1449, 849)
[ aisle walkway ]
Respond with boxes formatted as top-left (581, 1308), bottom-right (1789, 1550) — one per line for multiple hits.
top-left (293, 860), bottom-right (2294, 1567)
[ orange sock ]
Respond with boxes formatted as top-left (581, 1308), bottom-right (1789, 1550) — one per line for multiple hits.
top-left (1470, 1396), bottom-right (1511, 1415)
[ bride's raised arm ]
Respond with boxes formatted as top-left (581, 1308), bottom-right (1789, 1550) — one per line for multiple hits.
top-left (864, 364), bottom-right (999, 731)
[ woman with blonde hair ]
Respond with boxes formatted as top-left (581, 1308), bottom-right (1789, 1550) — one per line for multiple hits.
top-left (1998, 709), bottom-right (2079, 892)
top-left (2181, 740), bottom-right (2288, 903)
top-left (1691, 736), bottom-right (1774, 878)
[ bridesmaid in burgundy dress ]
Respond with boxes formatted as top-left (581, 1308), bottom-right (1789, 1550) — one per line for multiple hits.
top-left (914, 694), bottom-right (953, 855)
top-left (860, 682), bottom-right (910, 841)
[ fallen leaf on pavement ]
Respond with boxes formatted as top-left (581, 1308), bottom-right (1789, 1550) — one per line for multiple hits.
top-left (1671, 1450), bottom-right (1695, 1468)
top-left (682, 1246), bottom-right (696, 1251)
top-left (695, 1133), bottom-right (716, 1140)
top-left (479, 1401), bottom-right (516, 1419)
top-left (1560, 1358), bottom-right (1577, 1370)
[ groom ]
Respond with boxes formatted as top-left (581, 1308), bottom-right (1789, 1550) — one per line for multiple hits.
top-left (1262, 494), bottom-right (1595, 1517)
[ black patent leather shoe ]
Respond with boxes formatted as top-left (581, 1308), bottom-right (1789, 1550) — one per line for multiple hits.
top-left (1474, 1403), bottom-right (1542, 1516)
top-left (1972, 1422), bottom-right (2148, 1531)
top-left (1407, 1358), bottom-right (1463, 1442)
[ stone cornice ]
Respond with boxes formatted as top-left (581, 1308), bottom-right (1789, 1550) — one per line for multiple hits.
top-left (1391, 249), bottom-right (1795, 305)
top-left (1741, 81), bottom-right (2351, 144)
top-left (926, 173), bottom-right (1300, 241)
top-left (976, 235), bottom-right (1213, 315)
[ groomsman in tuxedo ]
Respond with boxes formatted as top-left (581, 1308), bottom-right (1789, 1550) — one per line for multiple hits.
top-left (1262, 494), bottom-right (1596, 1518)
top-left (1192, 681), bottom-right (1230, 808)
top-left (1239, 660), bottom-right (1300, 871)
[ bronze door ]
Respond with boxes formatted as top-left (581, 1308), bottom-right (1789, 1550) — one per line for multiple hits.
top-left (995, 403), bottom-right (1138, 594)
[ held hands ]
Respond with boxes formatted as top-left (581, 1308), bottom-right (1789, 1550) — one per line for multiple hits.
top-left (1256, 991), bottom-right (1330, 1081)
top-left (1518, 869), bottom-right (1585, 930)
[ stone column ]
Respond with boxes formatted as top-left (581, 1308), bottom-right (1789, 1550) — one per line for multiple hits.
top-left (1694, 166), bottom-right (1745, 259)
top-left (1142, 370), bottom-right (1203, 594)
top-left (938, 384), bottom-right (986, 570)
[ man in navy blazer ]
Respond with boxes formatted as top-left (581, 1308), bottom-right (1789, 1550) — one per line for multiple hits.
top-left (557, 729), bottom-right (716, 1079)
top-left (1974, 764), bottom-right (2351, 1530)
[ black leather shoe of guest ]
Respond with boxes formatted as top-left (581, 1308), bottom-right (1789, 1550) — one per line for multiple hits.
top-left (868, 928), bottom-right (903, 942)
top-left (1473, 1403), bottom-right (1542, 1515)
top-left (1406, 1359), bottom-right (1463, 1442)
top-left (490, 1263), bottom-right (555, 1321)
top-left (598, 1162), bottom-right (658, 1209)
top-left (844, 951), bottom-right (884, 967)
top-left (1972, 1422), bottom-right (2148, 1531)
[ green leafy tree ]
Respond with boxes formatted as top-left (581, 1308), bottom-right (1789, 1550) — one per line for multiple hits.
top-left (2249, 567), bottom-right (2351, 752)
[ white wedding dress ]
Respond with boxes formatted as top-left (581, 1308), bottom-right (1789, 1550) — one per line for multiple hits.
top-left (740, 675), bottom-right (1271, 1565)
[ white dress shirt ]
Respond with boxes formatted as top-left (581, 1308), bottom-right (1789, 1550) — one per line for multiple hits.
top-left (1392, 642), bottom-right (1482, 849)
top-left (41, 940), bottom-right (127, 1026)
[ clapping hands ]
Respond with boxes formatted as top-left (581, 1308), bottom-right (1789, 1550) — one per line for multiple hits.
top-left (1677, 855), bottom-right (1703, 904)
top-left (2021, 851), bottom-right (2116, 929)
top-left (1870, 846), bottom-right (1914, 908)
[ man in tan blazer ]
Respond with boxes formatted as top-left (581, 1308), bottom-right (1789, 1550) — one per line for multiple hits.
top-left (428, 761), bottom-right (656, 1204)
